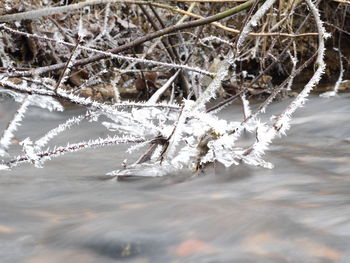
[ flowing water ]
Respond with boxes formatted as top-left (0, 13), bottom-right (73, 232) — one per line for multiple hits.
top-left (0, 95), bottom-right (350, 263)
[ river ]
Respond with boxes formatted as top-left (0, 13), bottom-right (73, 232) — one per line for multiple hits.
top-left (0, 94), bottom-right (350, 262)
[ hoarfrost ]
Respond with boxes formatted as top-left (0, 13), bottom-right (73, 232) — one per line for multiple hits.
top-left (21, 138), bottom-right (43, 168)
top-left (0, 96), bottom-right (31, 156)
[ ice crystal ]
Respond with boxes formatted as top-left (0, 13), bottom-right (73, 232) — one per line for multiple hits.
top-left (0, 96), bottom-right (31, 156)
top-left (237, 0), bottom-right (277, 50)
top-left (0, 0), bottom-right (331, 176)
top-left (7, 135), bottom-right (145, 169)
top-left (195, 59), bottom-right (229, 111)
top-left (148, 70), bottom-right (180, 104)
top-left (241, 93), bottom-right (252, 119)
top-left (35, 115), bottom-right (86, 149)
top-left (166, 100), bottom-right (195, 158)
top-left (239, 122), bottom-right (276, 168)
top-left (320, 49), bottom-right (343, 98)
top-left (20, 138), bottom-right (43, 168)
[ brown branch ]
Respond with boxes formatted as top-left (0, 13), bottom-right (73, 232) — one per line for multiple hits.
top-left (0, 25), bottom-right (213, 77)
top-left (324, 21), bottom-right (350, 36)
top-left (1, 0), bottom-right (256, 78)
top-left (0, 0), bottom-right (317, 38)
top-left (54, 37), bottom-right (81, 93)
top-left (207, 8), bottom-right (315, 113)
top-left (172, 0), bottom-right (248, 2)
top-left (141, 4), bottom-right (191, 96)
top-left (5, 137), bottom-right (145, 169)
top-left (131, 1), bottom-right (318, 38)
top-left (332, 0), bottom-right (350, 4)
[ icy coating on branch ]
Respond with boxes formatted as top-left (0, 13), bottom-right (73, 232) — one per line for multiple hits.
top-left (236, 0), bottom-right (277, 50)
top-left (0, 0), bottom-right (333, 176)
top-left (273, 0), bottom-right (327, 135)
top-left (0, 96), bottom-right (31, 157)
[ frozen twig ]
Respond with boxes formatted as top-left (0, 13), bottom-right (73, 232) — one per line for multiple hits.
top-left (54, 37), bottom-right (81, 93)
top-left (273, 0), bottom-right (327, 134)
top-left (147, 70), bottom-right (181, 104)
top-left (0, 96), bottom-right (31, 156)
top-left (0, 0), bottom-right (339, 175)
top-left (236, 0), bottom-right (277, 50)
top-left (102, 2), bottom-right (111, 36)
top-left (0, 78), bottom-right (181, 111)
top-left (5, 135), bottom-right (145, 170)
top-left (34, 114), bottom-right (88, 149)
top-left (0, 0), bottom-right (254, 78)
top-left (0, 24), bottom-right (213, 78)
top-left (233, 0), bottom-right (328, 168)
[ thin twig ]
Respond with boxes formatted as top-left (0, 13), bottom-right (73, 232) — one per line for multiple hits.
top-left (207, 7), bottom-right (315, 113)
top-left (0, 25), bottom-right (214, 77)
top-left (1, 0), bottom-right (255, 77)
top-left (5, 136), bottom-right (145, 169)
top-left (54, 37), bottom-right (81, 93)
top-left (0, 96), bottom-right (31, 156)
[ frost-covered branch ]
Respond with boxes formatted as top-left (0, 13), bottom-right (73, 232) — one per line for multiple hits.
top-left (0, 78), bottom-right (180, 111)
top-left (147, 70), bottom-right (180, 104)
top-left (0, 25), bottom-right (213, 78)
top-left (34, 114), bottom-right (88, 149)
top-left (1, 0), bottom-right (254, 78)
top-left (0, 96), bottom-right (31, 156)
top-left (0, 0), bottom-right (342, 176)
top-left (54, 37), bottom-right (81, 93)
top-left (0, 0), bottom-right (129, 22)
top-left (236, 0), bottom-right (277, 50)
top-left (234, 0), bottom-right (328, 167)
top-left (1, 135), bottom-right (145, 170)
top-left (273, 0), bottom-right (327, 134)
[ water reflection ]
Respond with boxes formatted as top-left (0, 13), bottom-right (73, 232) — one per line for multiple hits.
top-left (0, 95), bottom-right (350, 262)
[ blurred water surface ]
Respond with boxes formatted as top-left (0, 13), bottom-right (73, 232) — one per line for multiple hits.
top-left (0, 95), bottom-right (350, 263)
